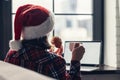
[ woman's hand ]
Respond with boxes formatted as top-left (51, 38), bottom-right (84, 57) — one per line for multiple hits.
top-left (71, 43), bottom-right (85, 61)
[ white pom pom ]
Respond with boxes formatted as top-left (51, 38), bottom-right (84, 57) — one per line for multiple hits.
top-left (9, 40), bottom-right (22, 51)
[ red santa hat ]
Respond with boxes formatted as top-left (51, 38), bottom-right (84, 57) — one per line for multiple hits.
top-left (9, 4), bottom-right (54, 51)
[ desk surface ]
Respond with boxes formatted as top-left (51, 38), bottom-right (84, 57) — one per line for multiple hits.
top-left (81, 65), bottom-right (120, 75)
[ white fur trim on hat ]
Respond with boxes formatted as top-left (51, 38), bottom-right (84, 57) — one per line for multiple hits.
top-left (9, 40), bottom-right (22, 51)
top-left (22, 12), bottom-right (54, 40)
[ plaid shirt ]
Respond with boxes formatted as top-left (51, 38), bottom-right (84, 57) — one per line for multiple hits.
top-left (4, 44), bottom-right (81, 80)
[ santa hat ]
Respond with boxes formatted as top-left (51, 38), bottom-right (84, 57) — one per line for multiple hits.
top-left (9, 4), bottom-right (54, 51)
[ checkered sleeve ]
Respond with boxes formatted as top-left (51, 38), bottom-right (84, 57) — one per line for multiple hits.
top-left (4, 50), bottom-right (20, 65)
top-left (51, 57), bottom-right (66, 80)
top-left (51, 57), bottom-right (81, 80)
top-left (69, 60), bottom-right (81, 80)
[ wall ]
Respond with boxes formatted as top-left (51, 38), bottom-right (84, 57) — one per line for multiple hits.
top-left (104, 0), bottom-right (117, 67)
top-left (116, 0), bottom-right (120, 67)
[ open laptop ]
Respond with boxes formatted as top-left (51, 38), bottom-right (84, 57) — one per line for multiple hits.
top-left (64, 41), bottom-right (102, 71)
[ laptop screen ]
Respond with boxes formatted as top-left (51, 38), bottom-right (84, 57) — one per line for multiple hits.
top-left (64, 41), bottom-right (102, 66)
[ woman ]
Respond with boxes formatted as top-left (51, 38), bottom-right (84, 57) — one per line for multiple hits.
top-left (4, 4), bottom-right (85, 80)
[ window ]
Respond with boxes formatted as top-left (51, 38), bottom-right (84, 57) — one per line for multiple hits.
top-left (12, 0), bottom-right (93, 42)
top-left (0, 0), bottom-right (104, 62)
top-left (11, 0), bottom-right (104, 64)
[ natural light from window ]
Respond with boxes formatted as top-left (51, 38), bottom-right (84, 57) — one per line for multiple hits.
top-left (12, 0), bottom-right (93, 43)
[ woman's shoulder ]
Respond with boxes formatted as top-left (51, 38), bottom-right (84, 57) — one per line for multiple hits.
top-left (6, 50), bottom-right (17, 56)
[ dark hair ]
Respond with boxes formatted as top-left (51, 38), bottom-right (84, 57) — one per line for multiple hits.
top-left (22, 36), bottom-right (51, 50)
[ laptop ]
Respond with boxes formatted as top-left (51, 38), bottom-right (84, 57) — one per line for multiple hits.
top-left (64, 41), bottom-right (102, 71)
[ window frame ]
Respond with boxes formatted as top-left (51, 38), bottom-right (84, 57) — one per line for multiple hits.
top-left (0, 0), bottom-right (12, 60)
top-left (93, 0), bottom-right (104, 65)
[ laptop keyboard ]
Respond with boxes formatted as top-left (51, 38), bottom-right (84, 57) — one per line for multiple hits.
top-left (66, 65), bottom-right (99, 71)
